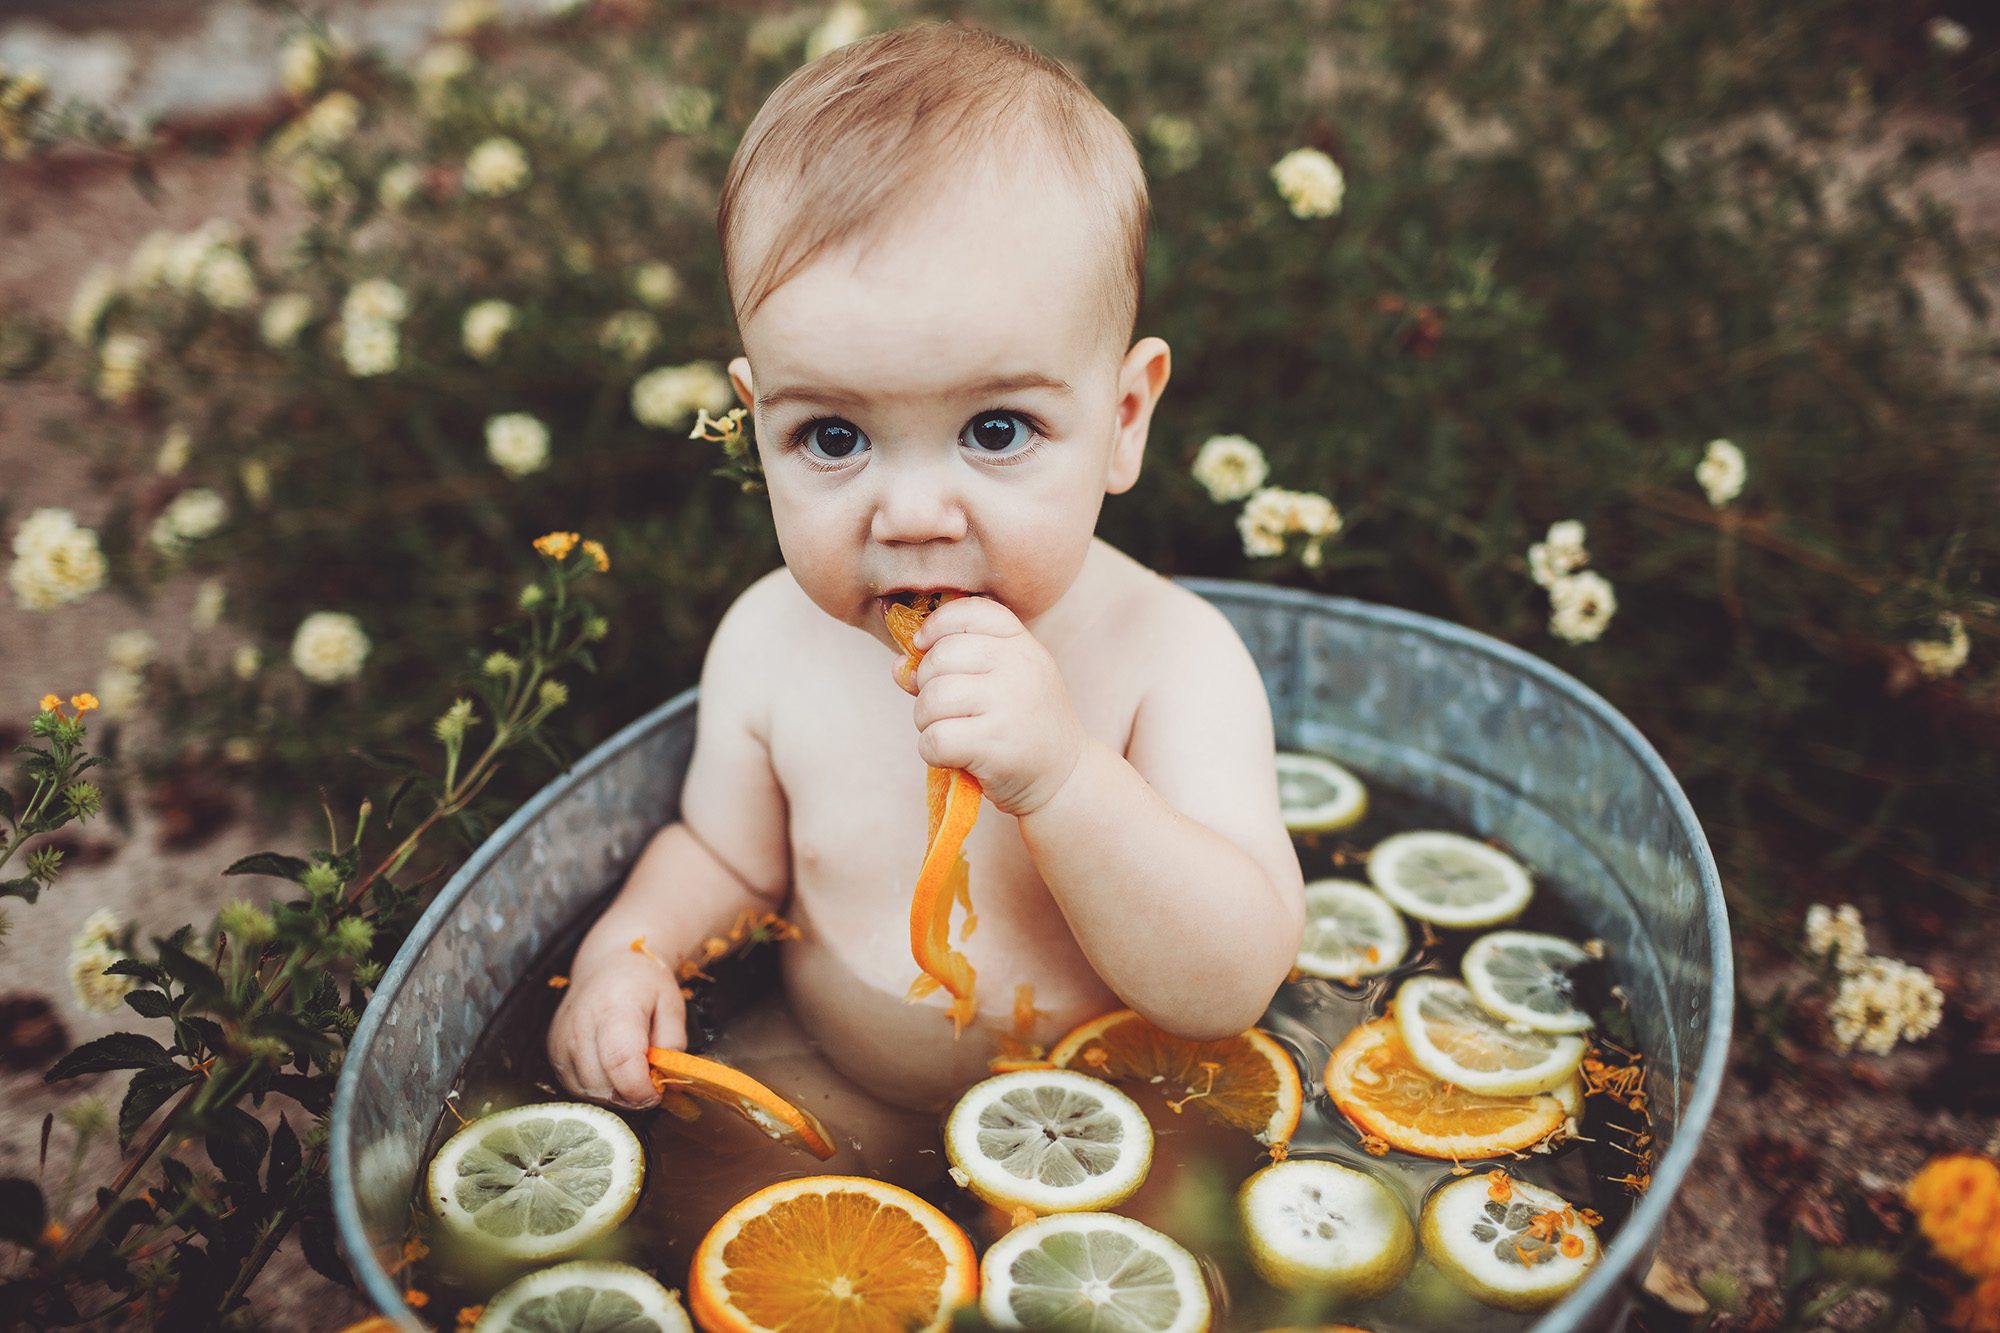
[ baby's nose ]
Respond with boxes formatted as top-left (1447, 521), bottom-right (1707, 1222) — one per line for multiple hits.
top-left (870, 463), bottom-right (968, 545)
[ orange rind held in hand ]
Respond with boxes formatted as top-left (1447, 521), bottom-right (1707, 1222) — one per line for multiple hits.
top-left (645, 1047), bottom-right (836, 1160)
top-left (1323, 1018), bottom-right (1568, 1160)
top-left (886, 592), bottom-right (982, 1033)
top-left (1048, 1008), bottom-right (1304, 1156)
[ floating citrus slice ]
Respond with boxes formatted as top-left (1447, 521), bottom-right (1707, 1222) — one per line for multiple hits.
top-left (1366, 831), bottom-right (1532, 928)
top-left (886, 593), bottom-right (982, 1032)
top-left (474, 1261), bottom-right (692, 1333)
top-left (1237, 1159), bottom-right (1414, 1299)
top-left (1049, 1009), bottom-right (1303, 1155)
top-left (688, 1175), bottom-right (977, 1333)
top-left (644, 1047), bottom-right (836, 1160)
top-left (1277, 751), bottom-right (1369, 833)
top-left (1420, 1173), bottom-right (1600, 1311)
top-left (1392, 977), bottom-right (1587, 1096)
top-left (1295, 880), bottom-right (1408, 979)
top-left (1324, 1019), bottom-right (1568, 1160)
top-left (425, 1102), bottom-right (644, 1263)
top-left (1462, 931), bottom-right (1596, 1033)
top-left (979, 1212), bottom-right (1211, 1333)
top-left (946, 1069), bottom-right (1154, 1214)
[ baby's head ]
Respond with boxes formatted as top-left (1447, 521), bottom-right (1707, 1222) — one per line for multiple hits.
top-left (717, 22), bottom-right (1171, 647)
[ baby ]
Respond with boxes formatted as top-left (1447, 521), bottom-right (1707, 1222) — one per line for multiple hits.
top-left (549, 21), bottom-right (1305, 1121)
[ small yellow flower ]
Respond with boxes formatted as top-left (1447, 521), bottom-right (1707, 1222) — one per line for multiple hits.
top-left (69, 692), bottom-right (99, 715)
top-left (533, 531), bottom-right (580, 560)
top-left (581, 539), bottom-right (609, 573)
top-left (1909, 1154), bottom-right (2000, 1279)
top-left (39, 693), bottom-right (61, 712)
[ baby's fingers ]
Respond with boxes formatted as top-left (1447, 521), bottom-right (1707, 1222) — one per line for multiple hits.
top-left (587, 1004), bottom-right (660, 1110)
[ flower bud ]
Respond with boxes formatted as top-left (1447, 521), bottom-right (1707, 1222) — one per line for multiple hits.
top-left (482, 651), bottom-right (520, 678)
top-left (537, 679), bottom-right (569, 711)
top-left (519, 583), bottom-right (545, 610)
top-left (64, 781), bottom-right (103, 820)
top-left (301, 863), bottom-right (344, 898)
top-left (218, 899), bottom-right (277, 947)
top-left (331, 916), bottom-right (375, 959)
top-left (432, 697), bottom-right (478, 744)
top-left (582, 615), bottom-right (609, 643)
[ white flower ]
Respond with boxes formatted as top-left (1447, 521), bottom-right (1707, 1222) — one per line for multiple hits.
top-left (341, 318), bottom-right (399, 377)
top-left (343, 277), bottom-right (409, 325)
top-left (1926, 17), bottom-right (1972, 54)
top-left (96, 332), bottom-right (149, 404)
top-left (127, 229), bottom-right (177, 288)
top-left (1237, 486), bottom-right (1344, 566)
top-left (462, 299), bottom-right (517, 361)
top-left (805, 0), bottom-right (872, 60)
top-left (291, 610), bottom-right (370, 684)
top-left (9, 509), bottom-right (108, 612)
top-left (1271, 147), bottom-right (1346, 219)
top-left (193, 577), bottom-right (227, 628)
top-left (148, 488), bottom-right (229, 554)
top-left (68, 910), bottom-right (135, 1014)
top-left (1696, 438), bottom-right (1747, 508)
top-left (416, 42), bottom-right (475, 89)
top-left (155, 424), bottom-right (193, 475)
top-left (279, 32), bottom-right (325, 98)
top-left (486, 413), bottom-right (551, 478)
top-left (633, 261), bottom-right (681, 308)
top-left (378, 160), bottom-right (424, 210)
top-left (1146, 113), bottom-right (1201, 174)
top-left (96, 665), bottom-right (146, 721)
top-left (1547, 570), bottom-right (1618, 644)
top-left (1827, 955), bottom-right (1945, 1055)
top-left (1803, 903), bottom-right (1868, 971)
top-left (259, 292), bottom-right (314, 348)
top-left (439, 0), bottom-right (497, 37)
top-left (196, 247), bottom-right (257, 310)
top-left (599, 309), bottom-right (661, 362)
top-left (105, 629), bottom-right (158, 673)
top-left (1910, 612), bottom-right (1970, 680)
top-left (632, 361), bottom-right (735, 429)
top-left (1191, 434), bottom-right (1270, 504)
top-left (66, 265), bottom-right (119, 344)
top-left (232, 644), bottom-right (263, 681)
top-left (1527, 520), bottom-right (1591, 587)
top-left (464, 137), bottom-right (529, 196)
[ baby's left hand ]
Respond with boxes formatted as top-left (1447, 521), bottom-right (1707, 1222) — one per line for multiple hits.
top-left (899, 597), bottom-right (1086, 817)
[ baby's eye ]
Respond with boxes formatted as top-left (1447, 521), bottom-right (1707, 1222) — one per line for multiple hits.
top-left (799, 418), bottom-right (869, 461)
top-left (961, 411), bottom-right (1037, 458)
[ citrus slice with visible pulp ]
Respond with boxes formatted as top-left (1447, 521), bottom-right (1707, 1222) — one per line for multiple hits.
top-left (945, 1069), bottom-right (1154, 1214)
top-left (425, 1102), bottom-right (644, 1263)
top-left (1393, 977), bottom-right (1587, 1096)
top-left (1049, 1008), bottom-right (1303, 1155)
top-left (886, 592), bottom-right (982, 1033)
top-left (1461, 931), bottom-right (1596, 1034)
top-left (1296, 880), bottom-right (1408, 979)
top-left (474, 1261), bottom-right (692, 1332)
top-left (688, 1175), bottom-right (978, 1333)
top-left (1277, 751), bottom-right (1369, 833)
top-left (979, 1212), bottom-right (1211, 1333)
top-left (644, 1047), bottom-right (836, 1159)
top-left (1237, 1159), bottom-right (1414, 1299)
top-left (1420, 1172), bottom-right (1601, 1311)
top-left (1366, 831), bottom-right (1532, 928)
top-left (1324, 1019), bottom-right (1568, 1160)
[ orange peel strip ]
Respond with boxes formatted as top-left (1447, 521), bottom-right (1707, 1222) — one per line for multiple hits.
top-left (886, 595), bottom-right (982, 1033)
top-left (646, 1047), bottom-right (836, 1160)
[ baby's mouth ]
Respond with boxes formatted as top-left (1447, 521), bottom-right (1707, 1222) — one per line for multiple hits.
top-left (877, 588), bottom-right (975, 618)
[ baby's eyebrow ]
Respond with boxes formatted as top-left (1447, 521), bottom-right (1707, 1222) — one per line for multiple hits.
top-left (757, 372), bottom-right (1073, 412)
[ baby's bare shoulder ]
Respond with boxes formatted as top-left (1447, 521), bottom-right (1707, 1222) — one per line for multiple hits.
top-left (1090, 546), bottom-right (1258, 685)
top-left (701, 569), bottom-right (824, 728)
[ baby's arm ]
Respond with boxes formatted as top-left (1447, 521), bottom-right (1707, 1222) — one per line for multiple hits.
top-left (548, 577), bottom-right (790, 1108)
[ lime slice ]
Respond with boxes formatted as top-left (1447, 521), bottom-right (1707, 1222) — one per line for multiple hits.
top-left (980, 1213), bottom-right (1211, 1333)
top-left (426, 1102), bottom-right (645, 1263)
top-left (475, 1261), bottom-right (692, 1332)
top-left (1462, 931), bottom-right (1595, 1033)
top-left (945, 1070), bottom-right (1154, 1214)
top-left (1392, 977), bottom-right (1586, 1096)
top-left (1237, 1159), bottom-right (1414, 1299)
top-left (1296, 880), bottom-right (1409, 979)
top-left (1420, 1173), bottom-right (1600, 1312)
top-left (1366, 831), bottom-right (1532, 928)
top-left (1278, 752), bottom-right (1369, 833)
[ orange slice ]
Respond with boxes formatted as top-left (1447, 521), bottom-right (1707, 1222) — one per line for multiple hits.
top-left (1323, 1018), bottom-right (1567, 1160)
top-left (688, 1175), bottom-right (979, 1333)
top-left (645, 1047), bottom-right (836, 1160)
top-left (1048, 1008), bottom-right (1304, 1155)
top-left (886, 593), bottom-right (982, 1033)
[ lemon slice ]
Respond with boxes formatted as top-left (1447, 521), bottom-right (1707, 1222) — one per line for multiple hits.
top-left (1237, 1160), bottom-right (1414, 1299)
top-left (1420, 1173), bottom-right (1601, 1312)
top-left (1462, 931), bottom-right (1595, 1033)
top-left (1393, 978), bottom-right (1586, 1096)
top-left (1296, 880), bottom-right (1408, 979)
top-left (945, 1069), bottom-right (1154, 1214)
top-left (1278, 752), bottom-right (1369, 833)
top-left (426, 1102), bottom-right (645, 1263)
top-left (1366, 832), bottom-right (1531, 928)
top-left (980, 1213), bottom-right (1212, 1333)
top-left (475, 1261), bottom-right (693, 1332)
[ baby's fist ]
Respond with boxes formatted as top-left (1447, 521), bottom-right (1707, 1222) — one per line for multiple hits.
top-left (547, 951), bottom-right (687, 1109)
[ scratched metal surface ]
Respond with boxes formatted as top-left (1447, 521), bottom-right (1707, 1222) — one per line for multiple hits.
top-left (331, 581), bottom-right (1732, 1330)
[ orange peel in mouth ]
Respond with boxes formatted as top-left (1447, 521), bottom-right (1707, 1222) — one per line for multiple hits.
top-left (885, 592), bottom-right (982, 1034)
top-left (645, 1047), bottom-right (837, 1160)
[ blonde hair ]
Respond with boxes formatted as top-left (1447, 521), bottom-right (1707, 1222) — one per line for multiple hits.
top-left (718, 22), bottom-right (1148, 349)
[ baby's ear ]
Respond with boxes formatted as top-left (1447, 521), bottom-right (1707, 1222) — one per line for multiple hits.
top-left (1105, 337), bottom-right (1171, 496)
top-left (727, 356), bottom-right (755, 411)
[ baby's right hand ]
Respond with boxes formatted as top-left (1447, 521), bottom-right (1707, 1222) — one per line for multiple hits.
top-left (547, 952), bottom-right (688, 1110)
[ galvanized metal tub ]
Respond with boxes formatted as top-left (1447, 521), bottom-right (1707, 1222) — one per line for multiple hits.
top-left (331, 580), bottom-right (1733, 1330)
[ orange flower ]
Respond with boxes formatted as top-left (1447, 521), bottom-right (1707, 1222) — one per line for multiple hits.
top-left (581, 538), bottom-right (609, 572)
top-left (1910, 1155), bottom-right (2000, 1279)
top-left (1560, 1233), bottom-right (1585, 1259)
top-left (1948, 1273), bottom-right (2000, 1333)
top-left (547, 975), bottom-right (570, 988)
top-left (39, 693), bottom-right (62, 713)
top-left (533, 531), bottom-right (580, 560)
top-left (70, 693), bottom-right (99, 715)
top-left (1487, 1168), bottom-right (1513, 1203)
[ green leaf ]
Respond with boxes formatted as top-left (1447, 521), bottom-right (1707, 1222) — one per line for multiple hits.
top-left (122, 989), bottom-right (175, 1019)
top-left (0, 1178), bottom-right (46, 1246)
top-left (102, 957), bottom-right (166, 985)
top-left (119, 1064), bottom-right (196, 1146)
top-left (0, 876), bottom-right (40, 904)
top-left (157, 939), bottom-right (225, 1002)
top-left (0, 786), bottom-right (15, 826)
top-left (267, 1117), bottom-right (301, 1196)
top-left (349, 746), bottom-right (421, 776)
top-left (1781, 1222), bottom-right (1820, 1293)
top-left (299, 1207), bottom-right (354, 1288)
top-left (45, 1032), bottom-right (173, 1083)
top-left (179, 1016), bottom-right (227, 1055)
top-left (205, 1106), bottom-right (268, 1189)
top-left (223, 852), bottom-right (311, 883)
